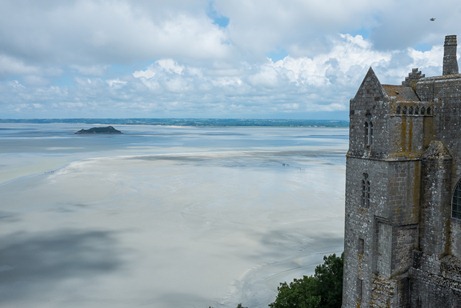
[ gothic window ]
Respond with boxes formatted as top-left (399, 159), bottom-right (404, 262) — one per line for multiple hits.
top-left (427, 107), bottom-right (431, 115)
top-left (402, 106), bottom-right (407, 114)
top-left (396, 105), bottom-right (401, 114)
top-left (361, 173), bottom-right (370, 207)
top-left (452, 179), bottom-right (461, 219)
top-left (369, 122), bottom-right (373, 146)
top-left (420, 106), bottom-right (426, 115)
top-left (364, 122), bottom-right (369, 146)
top-left (409, 106), bottom-right (414, 114)
top-left (364, 121), bottom-right (373, 147)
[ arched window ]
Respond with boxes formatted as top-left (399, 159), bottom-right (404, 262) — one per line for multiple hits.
top-left (452, 179), bottom-right (461, 219)
top-left (364, 121), bottom-right (373, 147)
top-left (361, 173), bottom-right (370, 207)
top-left (409, 106), bottom-right (414, 115)
top-left (396, 105), bottom-right (401, 114)
top-left (364, 122), bottom-right (369, 147)
top-left (369, 122), bottom-right (373, 146)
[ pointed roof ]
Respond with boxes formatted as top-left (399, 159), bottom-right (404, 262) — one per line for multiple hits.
top-left (353, 67), bottom-right (386, 101)
top-left (362, 67), bottom-right (382, 89)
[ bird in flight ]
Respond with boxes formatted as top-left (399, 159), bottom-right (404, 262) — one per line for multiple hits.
top-left (430, 17), bottom-right (436, 21)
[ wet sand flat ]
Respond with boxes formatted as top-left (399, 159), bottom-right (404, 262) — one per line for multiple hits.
top-left (0, 123), bottom-right (347, 307)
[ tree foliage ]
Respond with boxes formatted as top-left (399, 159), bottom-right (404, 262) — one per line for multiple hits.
top-left (269, 253), bottom-right (343, 308)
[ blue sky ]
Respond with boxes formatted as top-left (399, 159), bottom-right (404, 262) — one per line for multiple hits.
top-left (0, 0), bottom-right (460, 119)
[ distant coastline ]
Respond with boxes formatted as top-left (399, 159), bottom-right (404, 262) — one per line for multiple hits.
top-left (0, 118), bottom-right (349, 128)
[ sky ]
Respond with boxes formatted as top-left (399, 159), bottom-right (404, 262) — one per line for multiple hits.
top-left (0, 0), bottom-right (460, 119)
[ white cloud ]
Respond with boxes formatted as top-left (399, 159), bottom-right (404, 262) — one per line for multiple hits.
top-left (248, 65), bottom-right (279, 87)
top-left (408, 46), bottom-right (444, 75)
top-left (9, 80), bottom-right (25, 90)
top-left (107, 79), bottom-right (127, 89)
top-left (133, 69), bottom-right (156, 79)
top-left (157, 59), bottom-right (185, 75)
top-left (0, 54), bottom-right (39, 75)
top-left (71, 65), bottom-right (108, 76)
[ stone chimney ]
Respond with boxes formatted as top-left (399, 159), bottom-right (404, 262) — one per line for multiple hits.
top-left (443, 35), bottom-right (459, 75)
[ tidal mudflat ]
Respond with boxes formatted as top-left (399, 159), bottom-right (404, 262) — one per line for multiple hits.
top-left (0, 121), bottom-right (347, 307)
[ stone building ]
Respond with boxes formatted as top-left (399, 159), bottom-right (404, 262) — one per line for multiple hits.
top-left (342, 35), bottom-right (461, 307)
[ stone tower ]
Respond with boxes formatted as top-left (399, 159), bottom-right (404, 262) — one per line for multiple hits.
top-left (343, 35), bottom-right (461, 307)
top-left (443, 35), bottom-right (459, 75)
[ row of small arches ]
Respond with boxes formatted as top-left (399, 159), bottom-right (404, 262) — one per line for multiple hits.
top-left (396, 105), bottom-right (432, 116)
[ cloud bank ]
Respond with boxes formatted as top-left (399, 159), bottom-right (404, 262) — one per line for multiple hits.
top-left (0, 0), bottom-right (459, 118)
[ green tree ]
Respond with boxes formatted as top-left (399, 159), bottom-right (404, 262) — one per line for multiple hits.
top-left (269, 253), bottom-right (343, 308)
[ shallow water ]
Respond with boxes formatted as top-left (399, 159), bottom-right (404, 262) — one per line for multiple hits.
top-left (0, 122), bottom-right (347, 307)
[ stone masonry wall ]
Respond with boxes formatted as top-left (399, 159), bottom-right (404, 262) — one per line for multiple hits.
top-left (410, 266), bottom-right (461, 307)
top-left (343, 157), bottom-right (420, 307)
top-left (420, 76), bottom-right (461, 259)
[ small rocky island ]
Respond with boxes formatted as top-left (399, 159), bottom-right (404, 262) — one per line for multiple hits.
top-left (75, 126), bottom-right (122, 134)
